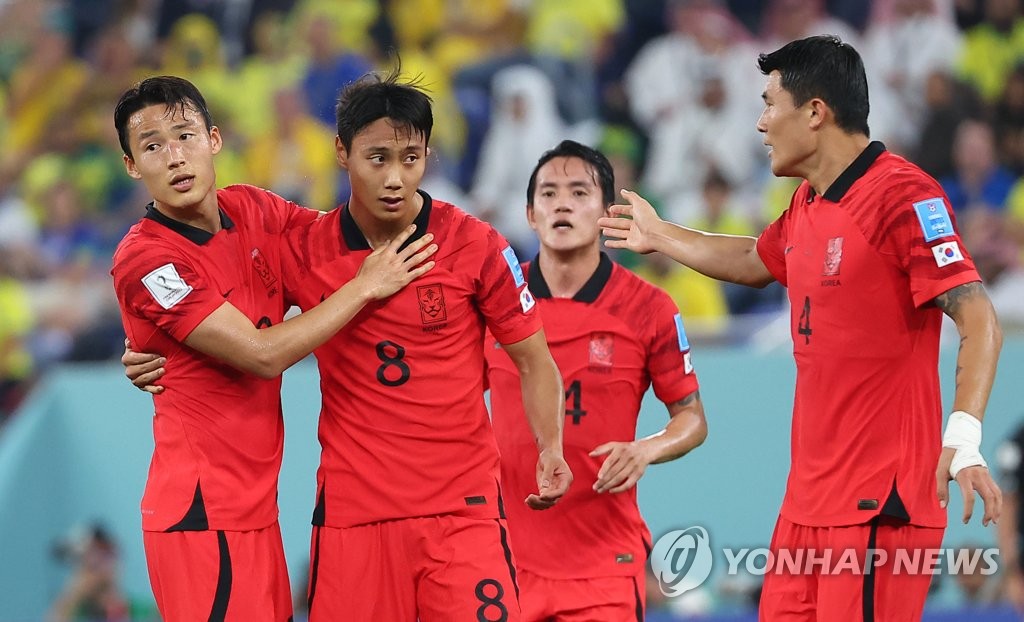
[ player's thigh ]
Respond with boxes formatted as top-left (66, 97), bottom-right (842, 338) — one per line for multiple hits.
top-left (816, 519), bottom-right (944, 622)
top-left (306, 523), bottom-right (416, 622)
top-left (416, 515), bottom-right (522, 622)
top-left (144, 524), bottom-right (291, 622)
top-left (759, 516), bottom-right (818, 622)
top-left (523, 571), bottom-right (644, 622)
top-left (856, 521), bottom-right (943, 622)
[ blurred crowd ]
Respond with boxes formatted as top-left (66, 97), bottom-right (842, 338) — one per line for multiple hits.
top-left (3, 0), bottom-right (1024, 423)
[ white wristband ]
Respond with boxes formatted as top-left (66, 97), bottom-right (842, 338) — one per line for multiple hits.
top-left (942, 410), bottom-right (988, 478)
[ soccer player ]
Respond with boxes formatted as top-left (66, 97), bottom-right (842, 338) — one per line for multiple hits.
top-left (485, 139), bottom-right (708, 620)
top-left (277, 70), bottom-right (570, 621)
top-left (111, 76), bottom-right (436, 621)
top-left (600, 35), bottom-right (1003, 621)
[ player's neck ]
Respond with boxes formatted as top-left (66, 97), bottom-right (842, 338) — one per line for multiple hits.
top-left (804, 131), bottom-right (871, 198)
top-left (537, 246), bottom-right (601, 299)
top-left (152, 194), bottom-right (222, 233)
top-left (349, 192), bottom-right (424, 249)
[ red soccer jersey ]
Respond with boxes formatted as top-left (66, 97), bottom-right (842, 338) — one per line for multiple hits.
top-left (485, 255), bottom-right (699, 579)
top-left (111, 184), bottom-right (318, 532)
top-left (756, 142), bottom-right (981, 528)
top-left (280, 191), bottom-right (542, 528)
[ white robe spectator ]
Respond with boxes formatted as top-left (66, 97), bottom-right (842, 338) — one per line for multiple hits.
top-left (863, 0), bottom-right (962, 151)
top-left (471, 64), bottom-right (585, 256)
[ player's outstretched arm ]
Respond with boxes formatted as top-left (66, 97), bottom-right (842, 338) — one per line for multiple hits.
top-left (183, 225), bottom-right (435, 378)
top-left (591, 390), bottom-right (707, 494)
top-left (934, 281), bottom-right (1003, 525)
top-left (502, 329), bottom-right (573, 510)
top-left (598, 189), bottom-right (774, 287)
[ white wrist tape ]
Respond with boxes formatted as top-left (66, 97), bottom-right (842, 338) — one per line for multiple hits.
top-left (942, 410), bottom-right (988, 478)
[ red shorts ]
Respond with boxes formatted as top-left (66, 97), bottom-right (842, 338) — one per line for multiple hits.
top-left (760, 515), bottom-right (944, 622)
top-left (307, 515), bottom-right (521, 622)
top-left (143, 522), bottom-right (291, 622)
top-left (518, 567), bottom-right (645, 622)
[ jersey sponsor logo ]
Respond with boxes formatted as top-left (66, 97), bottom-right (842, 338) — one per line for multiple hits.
top-left (822, 237), bottom-right (844, 276)
top-left (684, 351), bottom-right (694, 374)
top-left (416, 283), bottom-right (447, 324)
top-left (250, 248), bottom-right (278, 293)
top-left (913, 198), bottom-right (955, 242)
top-left (519, 287), bottom-right (536, 313)
top-left (674, 313), bottom-right (690, 351)
top-left (932, 241), bottom-right (964, 267)
top-left (501, 246), bottom-right (525, 287)
top-left (142, 263), bottom-right (193, 309)
top-left (589, 332), bottom-right (614, 367)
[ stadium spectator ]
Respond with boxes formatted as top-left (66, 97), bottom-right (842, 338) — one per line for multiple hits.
top-left (600, 35), bottom-right (1003, 620)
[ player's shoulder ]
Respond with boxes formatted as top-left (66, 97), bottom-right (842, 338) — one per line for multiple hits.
top-left (216, 184), bottom-right (293, 219)
top-left (869, 151), bottom-right (943, 198)
top-left (607, 262), bottom-right (677, 312)
top-left (112, 219), bottom-right (176, 264)
top-left (431, 196), bottom-right (507, 249)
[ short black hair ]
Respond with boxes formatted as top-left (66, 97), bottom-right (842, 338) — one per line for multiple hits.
top-left (757, 35), bottom-right (870, 136)
top-left (527, 140), bottom-right (616, 207)
top-left (335, 66), bottom-right (433, 151)
top-left (114, 76), bottom-right (213, 157)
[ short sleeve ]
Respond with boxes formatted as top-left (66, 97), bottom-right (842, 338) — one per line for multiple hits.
top-left (474, 224), bottom-right (543, 345)
top-left (875, 182), bottom-right (981, 308)
top-left (646, 290), bottom-right (700, 405)
top-left (756, 200), bottom-right (796, 287)
top-left (112, 242), bottom-right (225, 342)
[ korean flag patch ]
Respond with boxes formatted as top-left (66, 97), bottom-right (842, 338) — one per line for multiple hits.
top-left (913, 198), bottom-right (955, 242)
top-left (142, 263), bottom-right (193, 309)
top-left (931, 241), bottom-right (964, 267)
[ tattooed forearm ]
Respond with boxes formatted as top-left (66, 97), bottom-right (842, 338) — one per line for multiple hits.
top-left (673, 390), bottom-right (701, 408)
top-left (935, 282), bottom-right (984, 317)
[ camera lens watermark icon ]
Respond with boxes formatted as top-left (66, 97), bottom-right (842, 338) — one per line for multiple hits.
top-left (650, 526), bottom-right (713, 597)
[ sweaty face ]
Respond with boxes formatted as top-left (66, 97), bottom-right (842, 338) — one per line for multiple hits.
top-left (527, 156), bottom-right (607, 255)
top-left (337, 118), bottom-right (427, 227)
top-left (124, 103), bottom-right (221, 214)
top-left (756, 70), bottom-right (815, 179)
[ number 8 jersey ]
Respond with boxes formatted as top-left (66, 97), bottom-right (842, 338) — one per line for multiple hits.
top-left (280, 191), bottom-right (542, 528)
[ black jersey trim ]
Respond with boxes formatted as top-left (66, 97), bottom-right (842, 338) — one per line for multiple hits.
top-left (144, 203), bottom-right (235, 245)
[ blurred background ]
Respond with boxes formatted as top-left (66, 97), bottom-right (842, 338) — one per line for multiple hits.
top-left (2, 0), bottom-right (1024, 620)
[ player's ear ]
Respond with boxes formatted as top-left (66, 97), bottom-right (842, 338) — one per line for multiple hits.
top-left (526, 203), bottom-right (538, 231)
top-left (807, 98), bottom-right (828, 130)
top-left (124, 154), bottom-right (142, 180)
top-left (335, 136), bottom-right (349, 170)
top-left (208, 125), bottom-right (223, 155)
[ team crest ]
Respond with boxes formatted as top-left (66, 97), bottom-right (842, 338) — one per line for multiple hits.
top-left (417, 284), bottom-right (447, 324)
top-left (251, 248), bottom-right (278, 289)
top-left (822, 237), bottom-right (844, 276)
top-left (589, 332), bottom-right (615, 367)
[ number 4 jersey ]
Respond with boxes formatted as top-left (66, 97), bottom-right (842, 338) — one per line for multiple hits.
top-left (280, 191), bottom-right (542, 528)
top-left (756, 141), bottom-right (981, 529)
top-left (485, 254), bottom-right (699, 579)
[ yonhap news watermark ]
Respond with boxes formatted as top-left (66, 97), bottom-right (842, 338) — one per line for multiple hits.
top-left (649, 526), bottom-right (1001, 598)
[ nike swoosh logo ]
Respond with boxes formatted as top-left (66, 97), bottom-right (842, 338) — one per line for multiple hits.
top-left (784, 246), bottom-right (795, 255)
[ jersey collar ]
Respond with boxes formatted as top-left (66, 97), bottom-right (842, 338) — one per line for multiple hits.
top-left (528, 252), bottom-right (613, 302)
top-left (340, 189), bottom-right (433, 251)
top-left (809, 140), bottom-right (886, 203)
top-left (143, 202), bottom-right (235, 245)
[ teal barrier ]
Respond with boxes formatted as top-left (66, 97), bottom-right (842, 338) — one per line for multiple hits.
top-left (1, 337), bottom-right (1021, 620)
